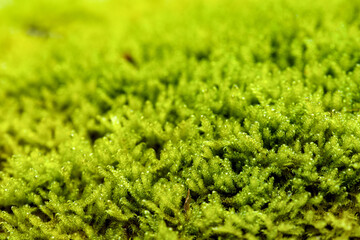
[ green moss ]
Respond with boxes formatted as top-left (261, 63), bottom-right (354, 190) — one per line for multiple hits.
top-left (1, 0), bottom-right (360, 239)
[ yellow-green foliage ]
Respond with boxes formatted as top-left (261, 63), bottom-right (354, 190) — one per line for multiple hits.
top-left (1, 0), bottom-right (360, 239)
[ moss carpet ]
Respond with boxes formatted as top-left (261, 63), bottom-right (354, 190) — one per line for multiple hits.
top-left (1, 0), bottom-right (360, 239)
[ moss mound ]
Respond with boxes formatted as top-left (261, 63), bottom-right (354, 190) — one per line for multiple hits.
top-left (1, 0), bottom-right (360, 239)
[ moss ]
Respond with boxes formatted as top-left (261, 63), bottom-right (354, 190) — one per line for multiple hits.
top-left (1, 0), bottom-right (360, 239)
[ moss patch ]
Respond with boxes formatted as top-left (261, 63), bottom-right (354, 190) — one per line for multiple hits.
top-left (1, 0), bottom-right (360, 239)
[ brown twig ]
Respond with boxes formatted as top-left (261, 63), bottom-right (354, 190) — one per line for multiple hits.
top-left (184, 189), bottom-right (191, 218)
top-left (122, 53), bottom-right (137, 66)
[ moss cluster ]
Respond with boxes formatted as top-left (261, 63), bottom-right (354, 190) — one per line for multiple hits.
top-left (1, 0), bottom-right (360, 239)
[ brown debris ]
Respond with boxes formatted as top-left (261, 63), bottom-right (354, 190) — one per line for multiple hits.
top-left (184, 189), bottom-right (191, 216)
top-left (122, 53), bottom-right (137, 66)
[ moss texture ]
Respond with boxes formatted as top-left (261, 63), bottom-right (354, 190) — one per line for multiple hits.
top-left (1, 0), bottom-right (360, 239)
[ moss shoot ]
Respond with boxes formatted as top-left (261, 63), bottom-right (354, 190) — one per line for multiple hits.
top-left (1, 0), bottom-right (360, 239)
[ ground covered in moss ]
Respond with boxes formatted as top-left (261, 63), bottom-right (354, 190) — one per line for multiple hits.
top-left (1, 0), bottom-right (360, 239)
